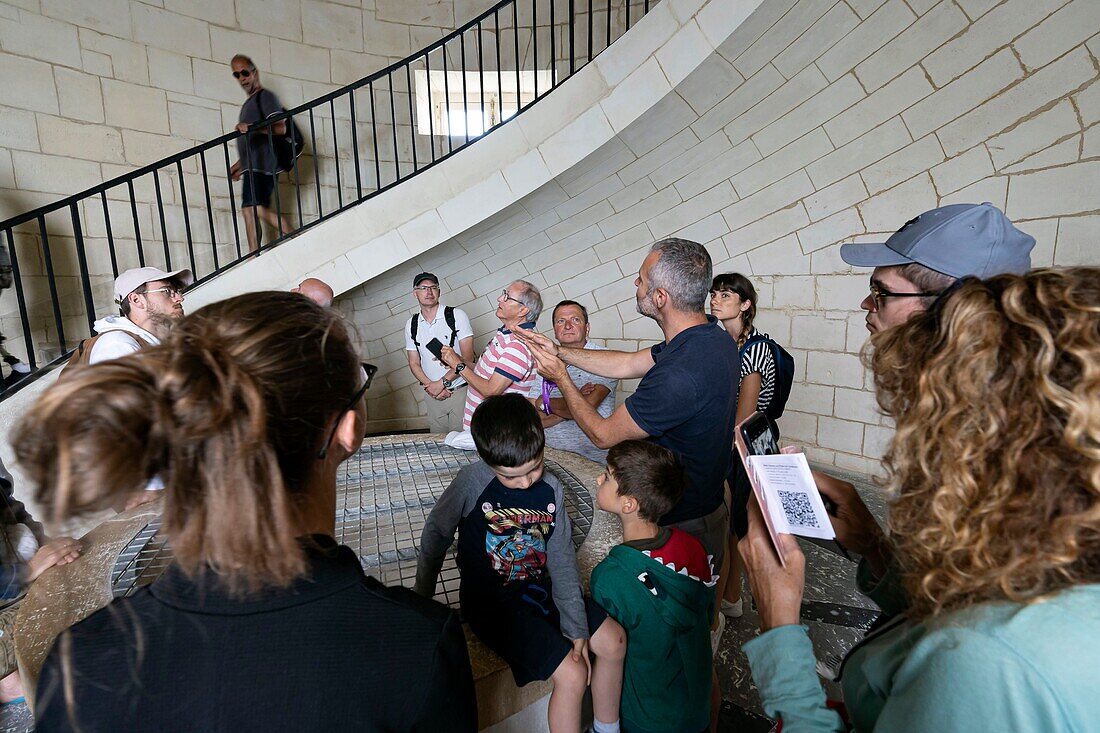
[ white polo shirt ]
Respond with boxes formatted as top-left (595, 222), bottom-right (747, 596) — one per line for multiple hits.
top-left (404, 304), bottom-right (474, 381)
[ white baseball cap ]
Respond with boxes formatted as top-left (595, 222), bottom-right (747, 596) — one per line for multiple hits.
top-left (114, 267), bottom-right (195, 303)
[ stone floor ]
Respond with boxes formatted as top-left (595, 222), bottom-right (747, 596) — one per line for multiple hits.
top-left (0, 453), bottom-right (888, 732)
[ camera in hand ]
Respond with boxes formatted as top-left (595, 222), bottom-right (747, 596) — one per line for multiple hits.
top-left (425, 338), bottom-right (445, 361)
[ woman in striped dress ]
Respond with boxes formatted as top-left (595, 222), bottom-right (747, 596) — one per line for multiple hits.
top-left (710, 272), bottom-right (778, 620)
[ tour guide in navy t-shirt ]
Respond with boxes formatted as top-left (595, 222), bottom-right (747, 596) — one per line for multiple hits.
top-left (514, 238), bottom-right (739, 561)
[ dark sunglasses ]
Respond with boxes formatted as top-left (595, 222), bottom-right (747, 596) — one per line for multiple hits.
top-left (317, 363), bottom-right (378, 460)
top-left (232, 68), bottom-right (253, 79)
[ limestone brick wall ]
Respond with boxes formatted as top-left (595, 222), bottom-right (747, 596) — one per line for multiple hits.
top-left (0, 0), bottom-right (508, 217)
top-left (0, 0), bottom-right (641, 366)
top-left (343, 0), bottom-right (1100, 477)
top-left (0, 0), bottom-right (502, 363)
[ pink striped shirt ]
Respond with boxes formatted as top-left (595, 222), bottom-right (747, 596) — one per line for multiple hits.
top-left (462, 325), bottom-right (537, 430)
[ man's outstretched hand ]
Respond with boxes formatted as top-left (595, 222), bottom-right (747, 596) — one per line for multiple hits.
top-left (529, 343), bottom-right (569, 384)
top-left (511, 329), bottom-right (560, 358)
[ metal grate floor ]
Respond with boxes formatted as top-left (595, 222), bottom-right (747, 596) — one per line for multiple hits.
top-left (111, 439), bottom-right (595, 608)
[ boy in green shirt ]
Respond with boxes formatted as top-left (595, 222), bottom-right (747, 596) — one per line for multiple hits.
top-left (590, 441), bottom-right (716, 733)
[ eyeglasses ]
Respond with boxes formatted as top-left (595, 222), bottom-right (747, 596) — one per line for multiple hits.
top-left (413, 285), bottom-right (439, 293)
top-left (501, 290), bottom-right (523, 305)
top-left (142, 286), bottom-right (184, 299)
top-left (318, 363), bottom-right (377, 460)
top-left (232, 68), bottom-right (253, 79)
top-left (867, 280), bottom-right (942, 311)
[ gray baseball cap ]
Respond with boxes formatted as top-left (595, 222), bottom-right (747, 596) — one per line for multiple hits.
top-left (839, 203), bottom-right (1034, 279)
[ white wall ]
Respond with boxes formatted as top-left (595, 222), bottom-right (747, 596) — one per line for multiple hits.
top-left (343, 0), bottom-right (1100, 477)
top-left (0, 0), bottom-right (513, 365)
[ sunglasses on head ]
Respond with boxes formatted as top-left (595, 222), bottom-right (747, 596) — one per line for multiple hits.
top-left (232, 68), bottom-right (253, 79)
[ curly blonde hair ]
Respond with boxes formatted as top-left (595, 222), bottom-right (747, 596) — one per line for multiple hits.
top-left (868, 268), bottom-right (1100, 619)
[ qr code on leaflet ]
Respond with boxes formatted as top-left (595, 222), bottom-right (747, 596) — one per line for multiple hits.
top-left (777, 490), bottom-right (819, 529)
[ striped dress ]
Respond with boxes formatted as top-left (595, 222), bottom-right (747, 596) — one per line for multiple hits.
top-left (461, 325), bottom-right (537, 430)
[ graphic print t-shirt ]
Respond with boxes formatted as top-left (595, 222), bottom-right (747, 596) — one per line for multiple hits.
top-left (456, 476), bottom-right (557, 590)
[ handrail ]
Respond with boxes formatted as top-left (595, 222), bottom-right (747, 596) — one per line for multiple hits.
top-left (0, 0), bottom-right (658, 400)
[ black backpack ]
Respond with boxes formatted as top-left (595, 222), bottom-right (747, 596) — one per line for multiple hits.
top-left (739, 332), bottom-right (795, 420)
top-left (410, 307), bottom-right (458, 349)
top-left (255, 91), bottom-right (304, 173)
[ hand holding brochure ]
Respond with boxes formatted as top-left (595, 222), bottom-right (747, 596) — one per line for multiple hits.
top-left (735, 413), bottom-right (836, 566)
top-left (745, 454), bottom-right (836, 540)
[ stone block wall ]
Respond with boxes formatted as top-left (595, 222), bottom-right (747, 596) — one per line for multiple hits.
top-left (342, 0), bottom-right (1100, 477)
top-left (0, 0), bottom-right (640, 364)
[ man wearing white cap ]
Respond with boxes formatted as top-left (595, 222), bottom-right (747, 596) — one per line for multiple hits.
top-left (88, 267), bottom-right (194, 364)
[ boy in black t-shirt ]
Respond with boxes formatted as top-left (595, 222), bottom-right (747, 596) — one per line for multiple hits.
top-left (415, 394), bottom-right (626, 733)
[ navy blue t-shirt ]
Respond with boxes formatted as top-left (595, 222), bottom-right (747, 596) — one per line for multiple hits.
top-left (625, 317), bottom-right (739, 524)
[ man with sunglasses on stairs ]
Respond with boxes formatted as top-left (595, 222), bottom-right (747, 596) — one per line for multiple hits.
top-left (229, 53), bottom-right (295, 254)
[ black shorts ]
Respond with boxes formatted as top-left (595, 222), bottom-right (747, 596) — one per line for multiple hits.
top-left (729, 458), bottom-right (751, 539)
top-left (241, 171), bottom-right (276, 208)
top-left (462, 579), bottom-right (608, 687)
top-left (667, 497), bottom-right (729, 569)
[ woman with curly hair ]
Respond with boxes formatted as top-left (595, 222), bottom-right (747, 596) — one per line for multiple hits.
top-left (738, 268), bottom-right (1100, 732)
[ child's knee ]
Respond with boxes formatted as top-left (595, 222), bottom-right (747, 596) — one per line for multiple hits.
top-left (591, 618), bottom-right (626, 662)
top-left (552, 653), bottom-right (588, 693)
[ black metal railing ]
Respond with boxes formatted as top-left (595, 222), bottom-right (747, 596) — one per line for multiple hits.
top-left (0, 0), bottom-right (658, 400)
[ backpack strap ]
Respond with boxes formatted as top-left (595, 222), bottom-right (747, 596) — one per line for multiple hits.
top-left (444, 306), bottom-right (457, 347)
top-left (738, 332), bottom-right (781, 381)
top-left (737, 332), bottom-right (767, 360)
top-left (410, 314), bottom-right (420, 347)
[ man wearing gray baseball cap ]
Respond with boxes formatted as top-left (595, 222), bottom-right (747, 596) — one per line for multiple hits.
top-left (840, 202), bottom-right (1034, 333)
top-left (86, 266), bottom-right (194, 364)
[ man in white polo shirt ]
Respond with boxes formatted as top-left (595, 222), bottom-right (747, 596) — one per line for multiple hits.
top-left (405, 272), bottom-right (475, 433)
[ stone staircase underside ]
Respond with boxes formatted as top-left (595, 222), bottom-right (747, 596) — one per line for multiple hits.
top-left (185, 0), bottom-right (764, 310)
top-left (0, 0), bottom-right (765, 497)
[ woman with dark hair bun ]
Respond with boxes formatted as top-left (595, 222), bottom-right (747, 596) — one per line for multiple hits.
top-left (709, 273), bottom-right (777, 620)
top-left (16, 292), bottom-right (477, 733)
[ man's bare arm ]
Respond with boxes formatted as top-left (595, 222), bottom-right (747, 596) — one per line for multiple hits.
top-left (512, 329), bottom-right (654, 379)
top-left (461, 368), bottom-right (514, 399)
top-left (558, 346), bottom-right (653, 380)
top-left (458, 336), bottom-right (475, 366)
top-left (555, 376), bottom-right (647, 449)
top-left (407, 351), bottom-right (432, 386)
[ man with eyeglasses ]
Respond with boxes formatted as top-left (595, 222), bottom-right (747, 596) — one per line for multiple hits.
top-left (228, 53), bottom-right (295, 254)
top-left (777, 203), bottom-right (1037, 658)
top-left (840, 202), bottom-right (1035, 334)
top-left (405, 273), bottom-right (474, 433)
top-left (529, 300), bottom-right (617, 462)
top-left (437, 280), bottom-right (542, 437)
top-left (88, 267), bottom-right (193, 365)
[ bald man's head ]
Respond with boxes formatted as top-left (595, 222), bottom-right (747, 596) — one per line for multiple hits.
top-left (292, 278), bottom-right (334, 307)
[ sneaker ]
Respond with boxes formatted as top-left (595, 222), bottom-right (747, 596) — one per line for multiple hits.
top-left (721, 598), bottom-right (744, 619)
top-left (710, 611), bottom-right (726, 654)
top-left (815, 652), bottom-right (845, 681)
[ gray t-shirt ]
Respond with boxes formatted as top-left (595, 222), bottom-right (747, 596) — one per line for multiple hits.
top-left (532, 343), bottom-right (618, 463)
top-left (236, 88), bottom-right (283, 175)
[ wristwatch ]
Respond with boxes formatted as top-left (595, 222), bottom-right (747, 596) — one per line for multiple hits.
top-left (442, 377), bottom-right (453, 390)
top-left (454, 362), bottom-right (467, 374)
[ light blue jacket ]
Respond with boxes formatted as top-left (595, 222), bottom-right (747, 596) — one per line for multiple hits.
top-left (743, 566), bottom-right (1100, 732)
